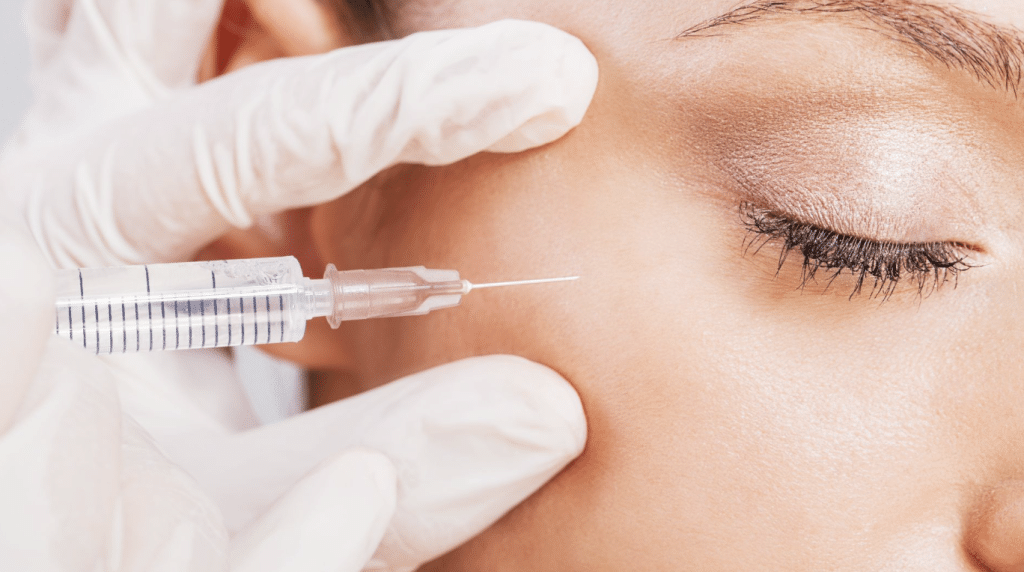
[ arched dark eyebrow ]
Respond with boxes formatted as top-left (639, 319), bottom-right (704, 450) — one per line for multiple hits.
top-left (678, 0), bottom-right (1024, 98)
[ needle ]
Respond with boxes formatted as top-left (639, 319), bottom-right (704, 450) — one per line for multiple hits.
top-left (464, 276), bottom-right (579, 293)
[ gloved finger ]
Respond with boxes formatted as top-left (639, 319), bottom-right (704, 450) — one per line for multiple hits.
top-left (115, 415), bottom-right (228, 572)
top-left (60, 0), bottom-right (225, 89)
top-left (0, 221), bottom-right (55, 430)
top-left (0, 338), bottom-right (122, 570)
top-left (20, 0), bottom-right (226, 143)
top-left (24, 0), bottom-right (73, 67)
top-left (230, 449), bottom-right (396, 572)
top-left (14, 19), bottom-right (599, 266)
top-left (162, 355), bottom-right (587, 570)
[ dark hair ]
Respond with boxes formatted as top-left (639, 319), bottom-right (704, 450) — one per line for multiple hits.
top-left (321, 0), bottom-right (394, 41)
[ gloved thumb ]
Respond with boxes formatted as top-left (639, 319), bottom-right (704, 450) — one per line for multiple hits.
top-left (230, 449), bottom-right (396, 572)
top-left (0, 338), bottom-right (122, 570)
top-left (0, 219), bottom-right (54, 431)
top-left (23, 0), bottom-right (225, 139)
top-left (115, 415), bottom-right (229, 572)
top-left (161, 355), bottom-right (587, 570)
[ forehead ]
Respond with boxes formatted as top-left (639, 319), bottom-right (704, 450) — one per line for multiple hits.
top-left (382, 0), bottom-right (1024, 86)
top-left (952, 0), bottom-right (1024, 28)
top-left (389, 0), bottom-right (1020, 43)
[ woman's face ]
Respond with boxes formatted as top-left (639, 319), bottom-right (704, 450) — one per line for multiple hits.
top-left (294, 0), bottom-right (1024, 569)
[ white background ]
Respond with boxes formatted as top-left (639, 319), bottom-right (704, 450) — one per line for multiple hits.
top-left (0, 0), bottom-right (31, 145)
top-left (0, 1), bottom-right (304, 423)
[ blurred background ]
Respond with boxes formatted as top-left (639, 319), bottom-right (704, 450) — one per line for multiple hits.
top-left (0, 0), bottom-right (31, 143)
top-left (0, 1), bottom-right (305, 424)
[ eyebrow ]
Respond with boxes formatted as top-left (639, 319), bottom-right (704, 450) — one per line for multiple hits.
top-left (678, 0), bottom-right (1024, 98)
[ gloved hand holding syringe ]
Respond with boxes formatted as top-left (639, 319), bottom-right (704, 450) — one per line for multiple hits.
top-left (0, 0), bottom-right (599, 567)
top-left (56, 257), bottom-right (577, 354)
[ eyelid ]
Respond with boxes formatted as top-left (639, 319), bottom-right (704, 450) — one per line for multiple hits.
top-left (739, 202), bottom-right (977, 300)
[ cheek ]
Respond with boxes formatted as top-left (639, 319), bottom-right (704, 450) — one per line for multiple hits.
top-left (340, 142), bottom-right (785, 532)
top-left (348, 133), bottom-right (715, 382)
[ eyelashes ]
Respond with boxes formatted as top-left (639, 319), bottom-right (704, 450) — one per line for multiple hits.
top-left (740, 203), bottom-right (975, 300)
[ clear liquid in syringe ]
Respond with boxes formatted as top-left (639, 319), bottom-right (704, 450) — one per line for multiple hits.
top-left (55, 257), bottom-right (309, 355)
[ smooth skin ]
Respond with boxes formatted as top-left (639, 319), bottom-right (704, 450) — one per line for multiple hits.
top-left (209, 0), bottom-right (1024, 569)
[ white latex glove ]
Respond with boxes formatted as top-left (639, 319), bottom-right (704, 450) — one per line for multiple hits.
top-left (0, 1), bottom-right (598, 269)
top-left (0, 219), bottom-right (587, 571)
top-left (0, 221), bottom-right (231, 571)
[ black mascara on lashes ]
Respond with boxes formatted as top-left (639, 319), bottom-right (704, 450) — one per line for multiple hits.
top-left (739, 203), bottom-right (975, 300)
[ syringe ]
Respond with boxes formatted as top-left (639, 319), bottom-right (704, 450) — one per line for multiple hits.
top-left (53, 256), bottom-right (577, 355)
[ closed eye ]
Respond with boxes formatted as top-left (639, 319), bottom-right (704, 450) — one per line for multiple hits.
top-left (740, 203), bottom-right (977, 300)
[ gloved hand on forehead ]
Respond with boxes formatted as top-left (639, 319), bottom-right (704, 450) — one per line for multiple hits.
top-left (1, 0), bottom-right (598, 268)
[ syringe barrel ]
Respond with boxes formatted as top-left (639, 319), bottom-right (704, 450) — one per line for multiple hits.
top-left (54, 257), bottom-right (313, 354)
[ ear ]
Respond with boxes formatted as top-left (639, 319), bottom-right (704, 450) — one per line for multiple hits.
top-left (198, 0), bottom-right (281, 81)
top-left (243, 0), bottom-right (351, 57)
top-left (198, 0), bottom-right (354, 82)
